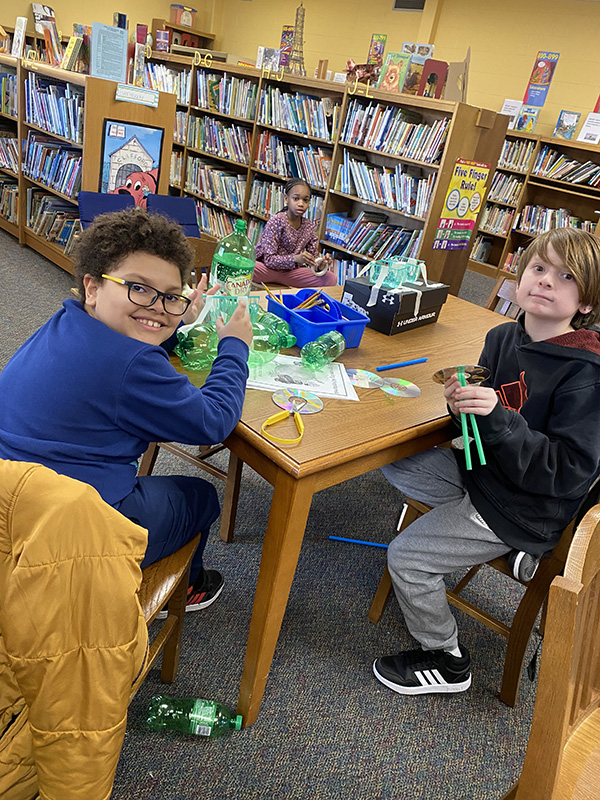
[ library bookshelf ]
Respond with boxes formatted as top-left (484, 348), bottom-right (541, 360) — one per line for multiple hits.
top-left (154, 54), bottom-right (507, 294)
top-left (0, 53), bottom-right (18, 238)
top-left (467, 130), bottom-right (600, 280)
top-left (2, 58), bottom-right (175, 274)
top-left (150, 19), bottom-right (215, 52)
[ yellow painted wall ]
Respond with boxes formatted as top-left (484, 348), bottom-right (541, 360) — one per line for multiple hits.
top-left (4, 0), bottom-right (599, 137)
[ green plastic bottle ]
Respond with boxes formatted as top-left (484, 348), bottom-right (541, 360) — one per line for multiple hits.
top-left (258, 311), bottom-right (297, 349)
top-left (174, 323), bottom-right (219, 370)
top-left (301, 330), bottom-right (346, 369)
top-left (147, 695), bottom-right (242, 738)
top-left (209, 220), bottom-right (256, 296)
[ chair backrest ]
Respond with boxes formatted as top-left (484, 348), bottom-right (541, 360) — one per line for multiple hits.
top-left (146, 194), bottom-right (201, 238)
top-left (511, 502), bottom-right (600, 799)
top-left (78, 191), bottom-right (135, 229)
top-left (485, 275), bottom-right (520, 318)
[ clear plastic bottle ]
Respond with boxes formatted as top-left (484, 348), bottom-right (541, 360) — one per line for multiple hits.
top-left (147, 695), bottom-right (242, 738)
top-left (258, 311), bottom-right (297, 349)
top-left (209, 220), bottom-right (256, 297)
top-left (248, 319), bottom-right (280, 367)
top-left (174, 323), bottom-right (219, 370)
top-left (300, 330), bottom-right (346, 369)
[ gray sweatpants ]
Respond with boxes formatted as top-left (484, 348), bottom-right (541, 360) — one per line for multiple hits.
top-left (381, 447), bottom-right (510, 652)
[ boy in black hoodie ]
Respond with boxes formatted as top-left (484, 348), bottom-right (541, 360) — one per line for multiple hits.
top-left (373, 228), bottom-right (600, 696)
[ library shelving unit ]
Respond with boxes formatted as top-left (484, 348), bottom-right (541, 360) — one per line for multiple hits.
top-left (150, 18), bottom-right (215, 52)
top-left (467, 130), bottom-right (600, 279)
top-left (10, 59), bottom-right (175, 274)
top-left (0, 53), bottom-right (19, 238)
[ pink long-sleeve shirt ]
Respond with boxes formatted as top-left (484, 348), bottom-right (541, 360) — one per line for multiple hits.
top-left (255, 212), bottom-right (319, 271)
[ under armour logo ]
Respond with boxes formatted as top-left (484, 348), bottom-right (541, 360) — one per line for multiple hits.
top-left (381, 293), bottom-right (396, 305)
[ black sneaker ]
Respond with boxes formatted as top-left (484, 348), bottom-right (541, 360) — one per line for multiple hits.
top-left (156, 569), bottom-right (224, 619)
top-left (373, 645), bottom-right (472, 695)
top-left (507, 550), bottom-right (540, 582)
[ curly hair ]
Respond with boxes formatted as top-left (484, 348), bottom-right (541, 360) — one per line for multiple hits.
top-left (516, 228), bottom-right (600, 329)
top-left (73, 209), bottom-right (194, 300)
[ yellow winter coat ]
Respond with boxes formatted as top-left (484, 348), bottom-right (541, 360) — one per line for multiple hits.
top-left (0, 460), bottom-right (148, 800)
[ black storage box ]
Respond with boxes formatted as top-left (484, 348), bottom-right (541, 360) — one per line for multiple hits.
top-left (341, 276), bottom-right (450, 336)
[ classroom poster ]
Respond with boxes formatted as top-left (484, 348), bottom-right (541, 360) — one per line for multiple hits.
top-left (99, 120), bottom-right (164, 207)
top-left (279, 25), bottom-right (294, 67)
top-left (433, 159), bottom-right (490, 251)
top-left (523, 51), bottom-right (560, 107)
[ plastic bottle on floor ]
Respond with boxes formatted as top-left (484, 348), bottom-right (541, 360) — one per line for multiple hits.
top-left (147, 695), bottom-right (242, 738)
top-left (301, 330), bottom-right (345, 369)
top-left (209, 220), bottom-right (255, 297)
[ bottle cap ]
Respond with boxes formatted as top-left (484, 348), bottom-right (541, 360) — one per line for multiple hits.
top-left (235, 715), bottom-right (243, 730)
top-left (234, 219), bottom-right (247, 233)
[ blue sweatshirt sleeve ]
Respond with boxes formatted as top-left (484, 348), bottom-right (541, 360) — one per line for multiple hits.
top-left (115, 336), bottom-right (249, 446)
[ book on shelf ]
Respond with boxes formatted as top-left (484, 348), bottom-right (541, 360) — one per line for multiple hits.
top-left (0, 128), bottom-right (19, 173)
top-left (498, 138), bottom-right (536, 172)
top-left (60, 36), bottom-right (83, 71)
top-left (188, 115), bottom-right (252, 164)
top-left (401, 42), bottom-right (434, 96)
top-left (258, 85), bottom-right (341, 141)
top-left (146, 61), bottom-right (191, 105)
top-left (470, 235), bottom-right (494, 264)
top-left (23, 131), bottom-right (82, 199)
top-left (11, 17), bottom-right (27, 58)
top-left (72, 23), bottom-right (92, 73)
top-left (0, 69), bottom-right (17, 117)
top-left (24, 73), bottom-right (85, 144)
top-left (376, 52), bottom-right (412, 93)
top-left (503, 246), bottom-right (526, 274)
top-left (256, 46), bottom-right (280, 72)
top-left (515, 105), bottom-right (539, 133)
top-left (487, 171), bottom-right (524, 205)
top-left (514, 204), bottom-right (596, 235)
top-left (185, 156), bottom-right (246, 213)
top-left (196, 70), bottom-right (258, 119)
top-left (0, 176), bottom-right (18, 224)
top-left (553, 110), bottom-right (580, 140)
top-left (367, 34), bottom-right (387, 67)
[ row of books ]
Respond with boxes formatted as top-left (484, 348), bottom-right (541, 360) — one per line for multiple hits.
top-left (0, 177), bottom-right (18, 224)
top-left (196, 71), bottom-right (258, 120)
top-left (532, 145), bottom-right (600, 187)
top-left (170, 150), bottom-right (183, 187)
top-left (24, 74), bottom-right (84, 144)
top-left (0, 133), bottom-right (18, 173)
top-left (247, 179), bottom-right (323, 222)
top-left (336, 152), bottom-right (435, 218)
top-left (185, 157), bottom-right (246, 214)
top-left (258, 87), bottom-right (340, 142)
top-left (188, 116), bottom-right (252, 165)
top-left (486, 171), bottom-right (524, 206)
top-left (26, 188), bottom-right (81, 254)
top-left (479, 203), bottom-right (514, 236)
top-left (23, 133), bottom-right (82, 199)
top-left (254, 132), bottom-right (332, 189)
top-left (503, 246), bottom-right (526, 274)
top-left (145, 63), bottom-right (191, 105)
top-left (324, 210), bottom-right (423, 260)
top-left (196, 200), bottom-right (237, 238)
top-left (513, 204), bottom-right (596, 235)
top-left (175, 111), bottom-right (187, 145)
top-left (341, 99), bottom-right (450, 164)
top-left (470, 235), bottom-right (495, 264)
top-left (325, 253), bottom-right (364, 282)
top-left (0, 70), bottom-right (17, 117)
top-left (247, 217), bottom-right (265, 246)
top-left (498, 138), bottom-right (535, 173)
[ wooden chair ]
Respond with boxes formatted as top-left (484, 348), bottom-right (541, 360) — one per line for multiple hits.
top-left (501, 503), bottom-right (600, 799)
top-left (368, 497), bottom-right (583, 707)
top-left (485, 275), bottom-right (520, 318)
top-left (130, 533), bottom-right (200, 701)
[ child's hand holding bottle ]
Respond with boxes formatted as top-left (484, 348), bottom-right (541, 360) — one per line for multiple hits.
top-left (216, 300), bottom-right (253, 348)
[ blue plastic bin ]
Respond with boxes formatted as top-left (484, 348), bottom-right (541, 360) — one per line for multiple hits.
top-left (267, 289), bottom-right (369, 348)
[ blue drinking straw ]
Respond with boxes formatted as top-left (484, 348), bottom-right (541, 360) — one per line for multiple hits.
top-left (329, 535), bottom-right (388, 549)
top-left (375, 357), bottom-right (428, 372)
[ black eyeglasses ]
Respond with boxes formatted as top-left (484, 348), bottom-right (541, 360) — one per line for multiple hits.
top-left (101, 274), bottom-right (191, 316)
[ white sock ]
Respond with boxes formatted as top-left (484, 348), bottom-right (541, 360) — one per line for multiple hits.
top-left (446, 645), bottom-right (462, 658)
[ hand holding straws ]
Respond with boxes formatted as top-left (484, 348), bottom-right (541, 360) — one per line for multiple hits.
top-left (456, 366), bottom-right (486, 470)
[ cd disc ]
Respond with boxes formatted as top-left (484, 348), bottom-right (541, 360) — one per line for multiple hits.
top-left (380, 378), bottom-right (421, 398)
top-left (432, 364), bottom-right (490, 385)
top-left (346, 369), bottom-right (385, 389)
top-left (272, 389), bottom-right (324, 414)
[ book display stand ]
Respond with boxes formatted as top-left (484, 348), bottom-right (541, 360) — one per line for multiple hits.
top-left (468, 130), bottom-right (600, 278)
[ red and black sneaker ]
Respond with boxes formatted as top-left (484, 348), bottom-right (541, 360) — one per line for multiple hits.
top-left (156, 569), bottom-right (224, 619)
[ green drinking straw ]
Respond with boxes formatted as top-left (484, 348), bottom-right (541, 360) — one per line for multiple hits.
top-left (456, 367), bottom-right (486, 469)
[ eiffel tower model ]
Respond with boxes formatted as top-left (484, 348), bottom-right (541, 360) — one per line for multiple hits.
top-left (288, 4), bottom-right (306, 76)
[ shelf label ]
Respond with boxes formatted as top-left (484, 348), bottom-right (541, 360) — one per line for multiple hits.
top-left (433, 158), bottom-right (490, 251)
top-left (115, 84), bottom-right (159, 107)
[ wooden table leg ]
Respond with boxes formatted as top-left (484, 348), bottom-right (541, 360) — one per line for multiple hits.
top-left (237, 469), bottom-right (316, 727)
top-left (220, 452), bottom-right (243, 543)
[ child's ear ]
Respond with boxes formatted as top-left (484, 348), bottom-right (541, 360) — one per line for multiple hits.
top-left (579, 303), bottom-right (593, 315)
top-left (82, 274), bottom-right (101, 307)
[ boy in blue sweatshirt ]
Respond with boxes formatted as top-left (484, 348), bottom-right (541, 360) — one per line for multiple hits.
top-left (373, 228), bottom-right (600, 695)
top-left (0, 209), bottom-right (252, 612)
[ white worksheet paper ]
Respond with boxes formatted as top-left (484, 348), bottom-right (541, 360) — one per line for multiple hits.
top-left (247, 354), bottom-right (359, 401)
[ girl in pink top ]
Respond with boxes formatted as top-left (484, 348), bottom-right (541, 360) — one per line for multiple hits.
top-left (254, 179), bottom-right (337, 287)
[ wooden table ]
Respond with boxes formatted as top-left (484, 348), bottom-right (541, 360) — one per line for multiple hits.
top-left (208, 292), bottom-right (503, 726)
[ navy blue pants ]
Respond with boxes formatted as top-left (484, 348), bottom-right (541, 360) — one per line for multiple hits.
top-left (115, 475), bottom-right (220, 585)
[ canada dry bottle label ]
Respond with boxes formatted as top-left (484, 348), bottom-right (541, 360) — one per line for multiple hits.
top-left (188, 699), bottom-right (216, 736)
top-left (212, 253), bottom-right (254, 296)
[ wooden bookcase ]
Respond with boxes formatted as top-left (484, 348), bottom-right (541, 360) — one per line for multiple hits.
top-left (0, 53), bottom-right (19, 238)
top-left (150, 19), bottom-right (215, 52)
top-left (152, 53), bottom-right (507, 294)
top-left (5, 58), bottom-right (175, 274)
top-left (467, 130), bottom-right (600, 279)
